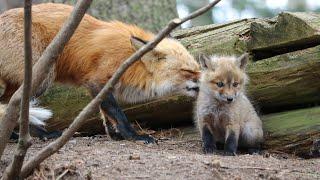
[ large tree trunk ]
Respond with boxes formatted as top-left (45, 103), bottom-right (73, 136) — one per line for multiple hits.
top-left (1, 1), bottom-right (177, 32)
top-left (42, 0), bottom-right (177, 32)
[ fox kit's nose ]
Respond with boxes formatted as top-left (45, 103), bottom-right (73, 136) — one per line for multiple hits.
top-left (227, 97), bottom-right (233, 102)
top-left (187, 85), bottom-right (199, 92)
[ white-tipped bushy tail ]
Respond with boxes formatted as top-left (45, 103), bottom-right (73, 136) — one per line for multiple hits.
top-left (29, 105), bottom-right (52, 126)
top-left (0, 102), bottom-right (52, 127)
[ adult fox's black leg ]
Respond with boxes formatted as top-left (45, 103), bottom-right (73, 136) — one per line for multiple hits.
top-left (88, 84), bottom-right (156, 144)
top-left (100, 92), bottom-right (156, 143)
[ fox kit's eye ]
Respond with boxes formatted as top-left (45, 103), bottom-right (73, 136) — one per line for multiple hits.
top-left (233, 82), bottom-right (239, 87)
top-left (216, 82), bottom-right (224, 88)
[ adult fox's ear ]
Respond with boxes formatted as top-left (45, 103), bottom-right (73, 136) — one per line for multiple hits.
top-left (130, 36), bottom-right (148, 51)
top-left (236, 53), bottom-right (249, 70)
top-left (199, 54), bottom-right (211, 70)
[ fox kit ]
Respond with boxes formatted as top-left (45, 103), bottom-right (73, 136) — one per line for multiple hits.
top-left (195, 54), bottom-right (263, 155)
top-left (0, 3), bottom-right (200, 142)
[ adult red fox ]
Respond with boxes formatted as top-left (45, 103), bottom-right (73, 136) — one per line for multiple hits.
top-left (0, 3), bottom-right (200, 142)
top-left (195, 54), bottom-right (263, 155)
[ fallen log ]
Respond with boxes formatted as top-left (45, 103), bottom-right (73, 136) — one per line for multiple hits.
top-left (124, 45), bottom-right (320, 125)
top-left (173, 12), bottom-right (320, 59)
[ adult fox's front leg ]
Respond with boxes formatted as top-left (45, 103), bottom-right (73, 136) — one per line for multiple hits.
top-left (88, 85), bottom-right (156, 143)
top-left (101, 93), bottom-right (156, 143)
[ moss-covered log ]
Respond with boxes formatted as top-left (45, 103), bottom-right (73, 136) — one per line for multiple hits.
top-left (172, 12), bottom-right (320, 59)
top-left (248, 12), bottom-right (320, 59)
top-left (262, 107), bottom-right (320, 158)
top-left (120, 45), bottom-right (320, 125)
top-left (45, 43), bottom-right (320, 131)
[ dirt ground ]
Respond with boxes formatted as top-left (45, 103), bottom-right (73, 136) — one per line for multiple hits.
top-left (1, 128), bottom-right (319, 180)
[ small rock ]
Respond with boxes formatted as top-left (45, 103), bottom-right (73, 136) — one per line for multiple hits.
top-left (212, 160), bottom-right (221, 168)
top-left (69, 139), bottom-right (77, 144)
top-left (263, 152), bottom-right (271, 158)
top-left (129, 154), bottom-right (140, 160)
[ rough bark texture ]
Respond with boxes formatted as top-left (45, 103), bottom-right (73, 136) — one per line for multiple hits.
top-left (42, 0), bottom-right (177, 32)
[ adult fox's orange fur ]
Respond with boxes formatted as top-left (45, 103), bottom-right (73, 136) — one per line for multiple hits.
top-left (0, 3), bottom-right (200, 142)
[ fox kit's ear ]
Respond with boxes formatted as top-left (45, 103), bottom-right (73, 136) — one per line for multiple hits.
top-left (236, 53), bottom-right (249, 70)
top-left (130, 36), bottom-right (148, 50)
top-left (199, 54), bottom-right (211, 70)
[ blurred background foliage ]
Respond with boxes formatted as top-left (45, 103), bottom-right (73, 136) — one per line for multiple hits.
top-left (1, 0), bottom-right (320, 30)
top-left (177, 0), bottom-right (320, 28)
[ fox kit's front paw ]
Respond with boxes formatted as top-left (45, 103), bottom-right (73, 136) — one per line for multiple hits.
top-left (223, 151), bottom-right (237, 156)
top-left (202, 125), bottom-right (217, 154)
top-left (132, 134), bottom-right (157, 144)
top-left (224, 131), bottom-right (238, 156)
top-left (248, 148), bottom-right (261, 155)
top-left (203, 145), bottom-right (217, 154)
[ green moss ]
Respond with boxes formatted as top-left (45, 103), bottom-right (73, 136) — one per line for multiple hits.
top-left (263, 106), bottom-right (320, 136)
top-left (40, 85), bottom-right (92, 129)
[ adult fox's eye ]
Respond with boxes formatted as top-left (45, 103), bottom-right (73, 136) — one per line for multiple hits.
top-left (180, 69), bottom-right (197, 79)
top-left (216, 82), bottom-right (224, 88)
top-left (233, 82), bottom-right (239, 87)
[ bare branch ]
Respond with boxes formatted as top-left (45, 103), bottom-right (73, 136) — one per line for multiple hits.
top-left (1, 0), bottom-right (33, 179)
top-left (20, 0), bottom-right (222, 177)
top-left (0, 0), bottom-right (93, 159)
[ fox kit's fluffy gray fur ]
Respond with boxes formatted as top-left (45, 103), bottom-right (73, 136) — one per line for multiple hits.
top-left (195, 53), bottom-right (263, 155)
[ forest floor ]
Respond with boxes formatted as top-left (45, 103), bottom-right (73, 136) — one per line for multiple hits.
top-left (1, 128), bottom-right (319, 180)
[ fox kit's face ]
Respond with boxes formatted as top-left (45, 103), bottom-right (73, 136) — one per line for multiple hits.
top-left (130, 37), bottom-right (200, 99)
top-left (199, 54), bottom-right (249, 104)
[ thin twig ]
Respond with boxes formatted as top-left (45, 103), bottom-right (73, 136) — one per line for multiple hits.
top-left (56, 169), bottom-right (69, 180)
top-left (2, 0), bottom-right (33, 179)
top-left (20, 0), bottom-right (221, 177)
top-left (135, 120), bottom-right (145, 133)
top-left (0, 0), bottom-right (93, 159)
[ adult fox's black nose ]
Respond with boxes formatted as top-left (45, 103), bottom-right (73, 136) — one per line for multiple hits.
top-left (227, 97), bottom-right (233, 102)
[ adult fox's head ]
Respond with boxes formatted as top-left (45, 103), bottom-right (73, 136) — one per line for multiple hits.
top-left (198, 54), bottom-right (249, 104)
top-left (117, 36), bottom-right (200, 103)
